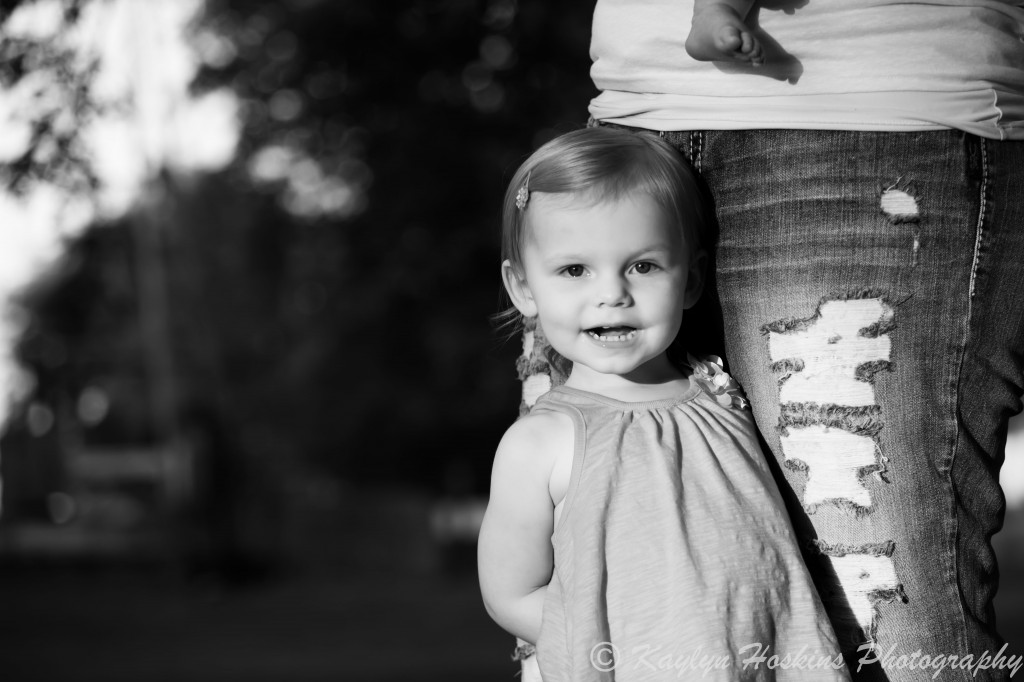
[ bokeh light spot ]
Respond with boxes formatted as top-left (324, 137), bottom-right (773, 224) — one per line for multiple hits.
top-left (27, 401), bottom-right (54, 436)
top-left (269, 88), bottom-right (304, 121)
top-left (77, 385), bottom-right (110, 426)
top-left (47, 491), bottom-right (76, 525)
top-left (480, 35), bottom-right (515, 69)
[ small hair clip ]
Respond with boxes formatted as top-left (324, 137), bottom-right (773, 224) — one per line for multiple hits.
top-left (515, 174), bottom-right (530, 211)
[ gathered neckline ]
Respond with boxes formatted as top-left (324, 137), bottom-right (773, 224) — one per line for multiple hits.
top-left (550, 381), bottom-right (702, 410)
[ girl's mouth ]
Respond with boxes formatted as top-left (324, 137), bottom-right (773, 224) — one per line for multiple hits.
top-left (586, 326), bottom-right (637, 343)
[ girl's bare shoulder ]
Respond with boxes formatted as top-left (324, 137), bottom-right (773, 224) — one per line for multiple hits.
top-left (493, 409), bottom-right (574, 478)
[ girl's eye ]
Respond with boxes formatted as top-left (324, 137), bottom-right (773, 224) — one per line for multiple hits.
top-left (563, 265), bottom-right (585, 278)
top-left (633, 262), bottom-right (656, 274)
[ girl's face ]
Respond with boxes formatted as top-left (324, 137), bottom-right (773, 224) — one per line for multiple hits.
top-left (503, 191), bottom-right (704, 391)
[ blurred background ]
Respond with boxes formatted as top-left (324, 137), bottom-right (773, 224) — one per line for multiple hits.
top-left (0, 1), bottom-right (1019, 680)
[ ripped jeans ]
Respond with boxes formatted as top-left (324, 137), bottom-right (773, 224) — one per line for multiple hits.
top-left (520, 129), bottom-right (1024, 680)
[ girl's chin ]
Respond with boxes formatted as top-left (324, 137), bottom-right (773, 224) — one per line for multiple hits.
top-left (569, 357), bottom-right (677, 385)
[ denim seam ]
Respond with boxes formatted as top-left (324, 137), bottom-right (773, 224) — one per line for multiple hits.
top-left (968, 140), bottom-right (988, 298)
top-left (948, 135), bottom-right (989, 663)
top-left (690, 131), bottom-right (703, 174)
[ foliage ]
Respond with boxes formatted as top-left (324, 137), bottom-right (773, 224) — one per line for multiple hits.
top-left (7, 0), bottom-right (598, 498)
top-left (0, 0), bottom-right (99, 197)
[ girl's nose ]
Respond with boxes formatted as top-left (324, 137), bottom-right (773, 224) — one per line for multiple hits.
top-left (597, 276), bottom-right (632, 307)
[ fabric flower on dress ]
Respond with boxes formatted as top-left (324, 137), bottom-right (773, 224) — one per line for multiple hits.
top-left (687, 354), bottom-right (750, 410)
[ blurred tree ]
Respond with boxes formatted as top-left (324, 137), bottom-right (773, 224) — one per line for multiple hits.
top-left (0, 0), bottom-right (97, 197)
top-left (2, 0), bottom-right (599, 558)
top-left (0, 0), bottom-right (241, 556)
top-left (184, 0), bottom-right (598, 488)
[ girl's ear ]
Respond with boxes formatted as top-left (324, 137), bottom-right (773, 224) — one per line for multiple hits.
top-left (501, 260), bottom-right (538, 318)
top-left (682, 250), bottom-right (708, 310)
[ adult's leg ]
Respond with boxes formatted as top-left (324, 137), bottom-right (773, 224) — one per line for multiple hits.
top-left (676, 129), bottom-right (1024, 680)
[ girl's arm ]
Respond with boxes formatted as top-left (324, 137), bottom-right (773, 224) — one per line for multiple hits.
top-left (477, 411), bottom-right (572, 644)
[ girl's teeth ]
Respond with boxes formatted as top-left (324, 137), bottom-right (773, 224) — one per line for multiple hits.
top-left (589, 329), bottom-right (636, 342)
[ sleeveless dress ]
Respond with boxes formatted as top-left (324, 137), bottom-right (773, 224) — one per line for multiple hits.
top-left (531, 366), bottom-right (850, 681)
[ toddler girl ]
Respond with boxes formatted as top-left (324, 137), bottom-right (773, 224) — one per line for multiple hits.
top-left (477, 127), bottom-right (849, 681)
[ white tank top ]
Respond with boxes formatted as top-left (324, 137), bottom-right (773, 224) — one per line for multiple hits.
top-left (589, 0), bottom-right (1024, 140)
